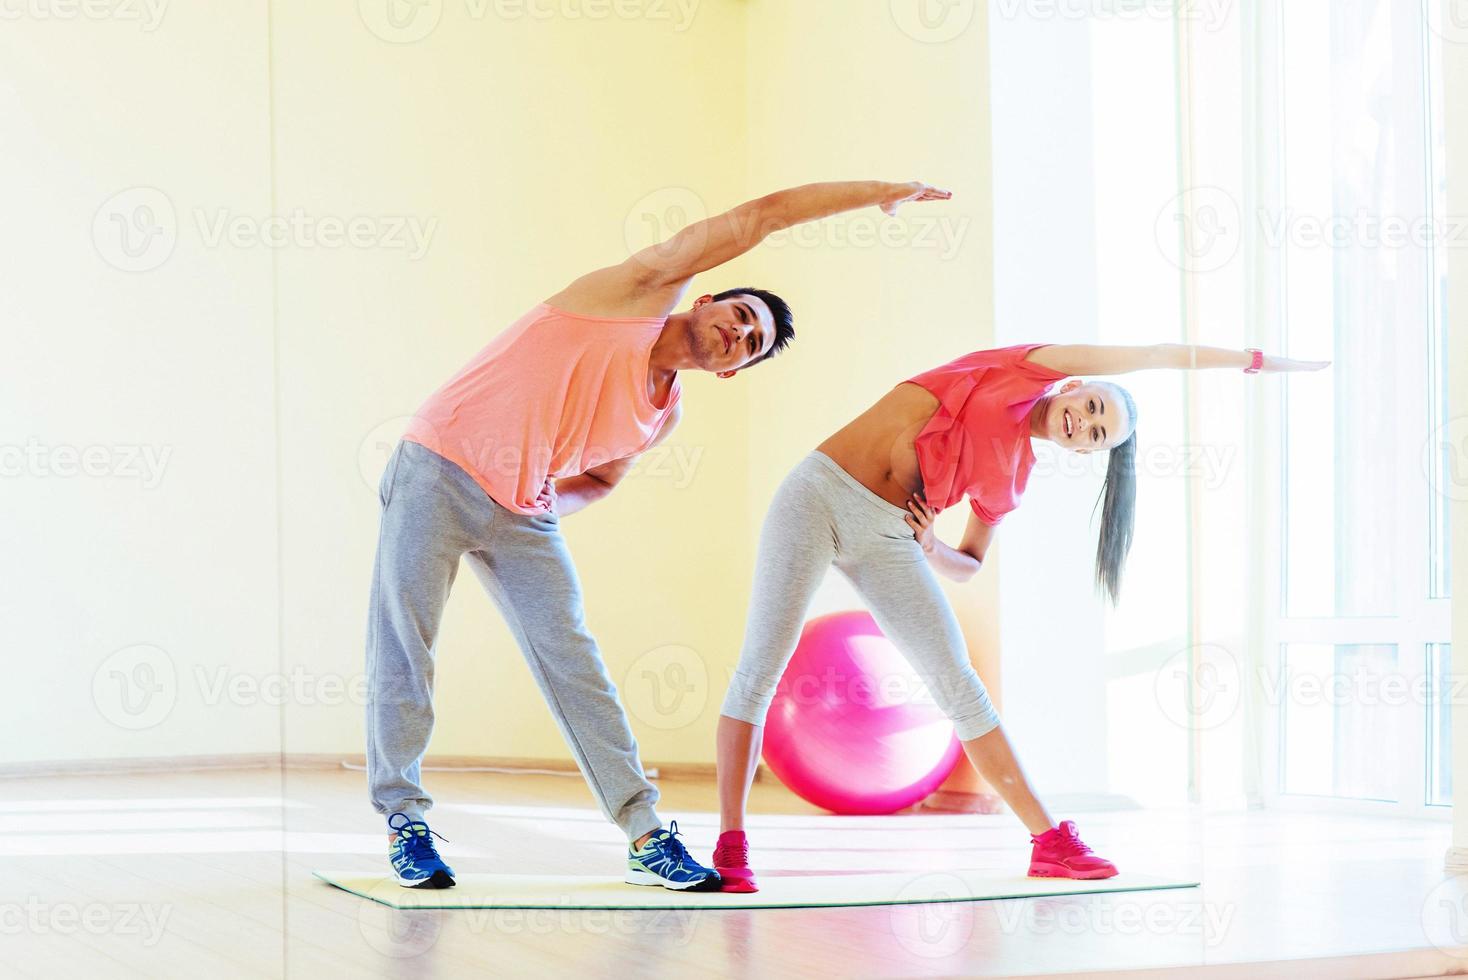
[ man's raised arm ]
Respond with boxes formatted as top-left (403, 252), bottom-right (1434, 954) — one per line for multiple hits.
top-left (631, 180), bottom-right (951, 288)
top-left (548, 181), bottom-right (951, 317)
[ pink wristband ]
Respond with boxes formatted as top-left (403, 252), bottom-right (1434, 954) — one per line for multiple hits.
top-left (1244, 348), bottom-right (1264, 374)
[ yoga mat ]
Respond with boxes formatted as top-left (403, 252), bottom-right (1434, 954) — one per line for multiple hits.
top-left (315, 869), bottom-right (1199, 910)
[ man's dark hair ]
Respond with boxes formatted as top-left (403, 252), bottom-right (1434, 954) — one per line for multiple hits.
top-left (711, 287), bottom-right (794, 366)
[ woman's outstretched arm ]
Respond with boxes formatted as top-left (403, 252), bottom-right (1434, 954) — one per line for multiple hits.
top-left (1025, 343), bottom-right (1329, 377)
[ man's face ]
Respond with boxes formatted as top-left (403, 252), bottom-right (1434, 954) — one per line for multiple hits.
top-left (688, 294), bottom-right (777, 377)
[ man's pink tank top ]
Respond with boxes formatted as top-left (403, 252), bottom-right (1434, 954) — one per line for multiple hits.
top-left (403, 304), bottom-right (682, 515)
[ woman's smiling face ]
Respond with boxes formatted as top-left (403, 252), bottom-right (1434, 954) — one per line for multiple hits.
top-left (1039, 381), bottom-right (1135, 454)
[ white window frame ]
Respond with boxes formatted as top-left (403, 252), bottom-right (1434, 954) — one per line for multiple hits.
top-left (1247, 0), bottom-right (1452, 820)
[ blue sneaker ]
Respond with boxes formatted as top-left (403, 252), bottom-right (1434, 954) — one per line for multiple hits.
top-left (388, 813), bottom-right (456, 889)
top-left (625, 820), bottom-right (721, 892)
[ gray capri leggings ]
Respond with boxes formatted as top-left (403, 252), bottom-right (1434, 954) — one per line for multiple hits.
top-left (721, 451), bottom-right (1002, 742)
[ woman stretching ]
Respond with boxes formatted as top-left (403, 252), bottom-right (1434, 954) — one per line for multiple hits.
top-left (712, 342), bottom-right (1327, 892)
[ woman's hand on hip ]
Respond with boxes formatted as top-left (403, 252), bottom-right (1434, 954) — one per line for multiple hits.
top-left (905, 494), bottom-right (937, 552)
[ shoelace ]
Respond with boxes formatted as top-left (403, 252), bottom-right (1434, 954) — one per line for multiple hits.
top-left (715, 836), bottom-right (749, 866)
top-left (388, 814), bottom-right (450, 861)
top-left (1053, 825), bottom-right (1093, 857)
top-left (653, 819), bottom-right (693, 865)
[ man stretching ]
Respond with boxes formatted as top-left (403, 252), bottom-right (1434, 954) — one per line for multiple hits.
top-left (366, 179), bottom-right (953, 889)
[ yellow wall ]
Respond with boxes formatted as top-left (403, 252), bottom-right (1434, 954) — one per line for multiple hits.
top-left (1, 6), bottom-right (280, 764)
top-left (6, 1), bottom-right (996, 769)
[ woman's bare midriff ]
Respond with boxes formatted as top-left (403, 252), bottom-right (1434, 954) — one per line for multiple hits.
top-left (815, 382), bottom-right (940, 509)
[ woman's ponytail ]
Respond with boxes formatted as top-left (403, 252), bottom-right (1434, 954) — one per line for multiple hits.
top-left (1094, 385), bottom-right (1138, 606)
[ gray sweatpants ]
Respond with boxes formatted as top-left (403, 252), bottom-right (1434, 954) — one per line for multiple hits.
top-left (366, 440), bottom-right (661, 842)
top-left (721, 451), bottom-right (1002, 742)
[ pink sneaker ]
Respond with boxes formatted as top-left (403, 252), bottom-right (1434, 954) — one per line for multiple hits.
top-left (712, 830), bottom-right (759, 893)
top-left (1028, 820), bottom-right (1118, 879)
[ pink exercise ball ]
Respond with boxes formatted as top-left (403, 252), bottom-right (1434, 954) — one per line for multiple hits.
top-left (762, 610), bottom-right (963, 815)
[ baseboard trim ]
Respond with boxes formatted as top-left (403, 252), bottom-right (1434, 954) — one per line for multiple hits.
top-left (0, 754), bottom-right (741, 782)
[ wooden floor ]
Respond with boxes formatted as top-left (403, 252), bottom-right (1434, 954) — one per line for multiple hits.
top-left (2, 765), bottom-right (1465, 979)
